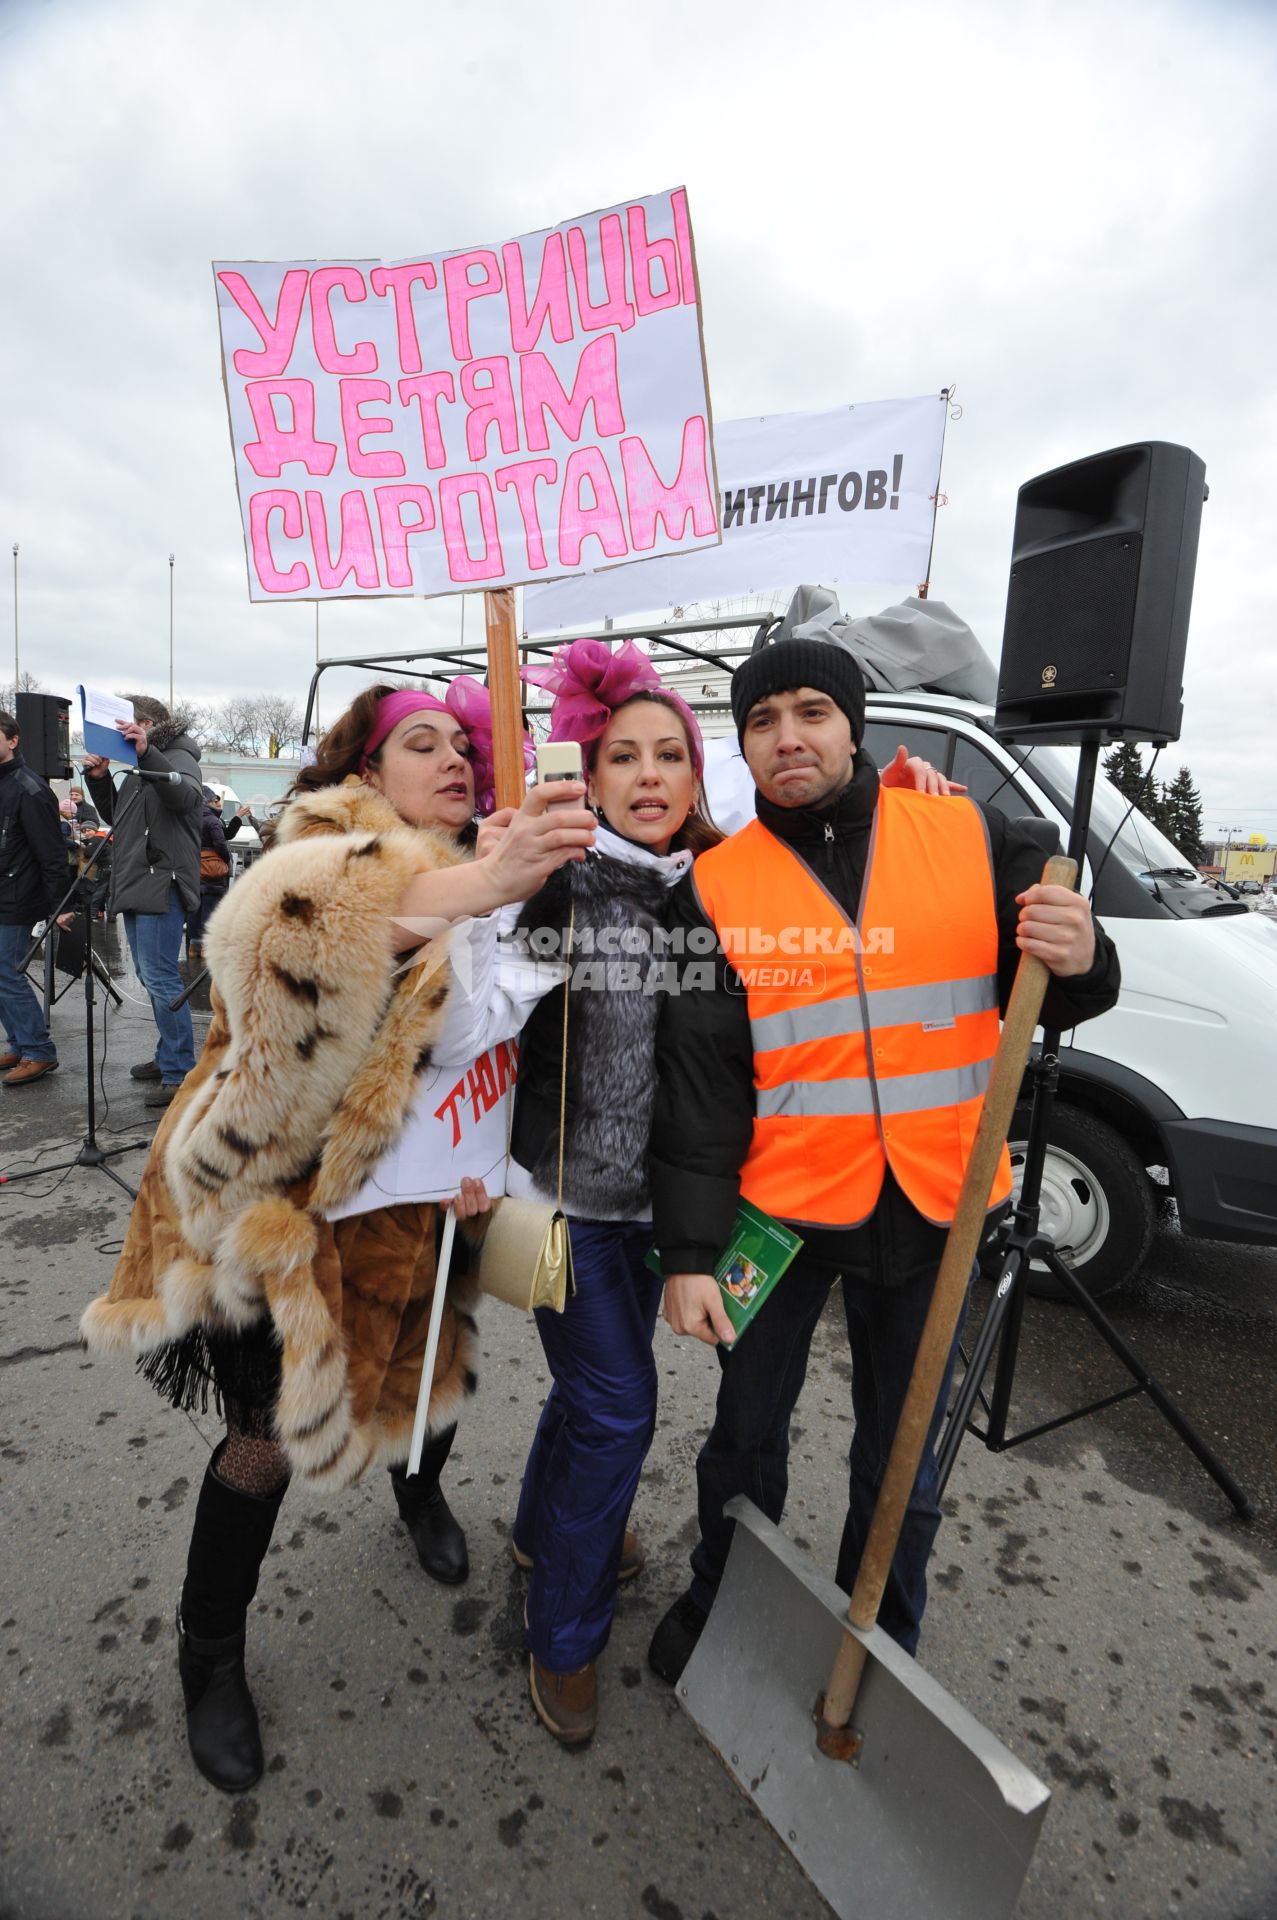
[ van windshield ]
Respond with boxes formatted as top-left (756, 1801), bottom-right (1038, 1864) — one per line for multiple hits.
top-left (1022, 744), bottom-right (1246, 919)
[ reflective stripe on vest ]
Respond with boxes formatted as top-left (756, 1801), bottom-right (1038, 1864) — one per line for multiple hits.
top-left (750, 973), bottom-right (998, 1054)
top-left (691, 789), bottom-right (1014, 1227)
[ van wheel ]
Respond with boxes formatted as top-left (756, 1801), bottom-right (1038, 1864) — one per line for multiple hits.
top-left (997, 1102), bottom-right (1157, 1302)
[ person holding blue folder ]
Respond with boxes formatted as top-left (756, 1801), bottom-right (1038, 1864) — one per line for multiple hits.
top-left (83, 694), bottom-right (203, 1105)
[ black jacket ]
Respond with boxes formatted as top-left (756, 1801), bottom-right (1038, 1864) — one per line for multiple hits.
top-left (650, 753), bottom-right (1122, 1280)
top-left (511, 850), bottom-right (673, 1217)
top-left (199, 804), bottom-right (232, 898)
top-left (0, 752), bottom-right (69, 927)
top-left (85, 722), bottom-right (203, 915)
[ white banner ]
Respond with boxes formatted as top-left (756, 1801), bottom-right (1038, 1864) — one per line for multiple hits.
top-left (214, 188), bottom-right (719, 602)
top-left (523, 395), bottom-right (946, 631)
top-left (326, 1041), bottom-right (516, 1215)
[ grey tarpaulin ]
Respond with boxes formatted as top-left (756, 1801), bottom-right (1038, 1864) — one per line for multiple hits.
top-left (772, 584), bottom-right (999, 703)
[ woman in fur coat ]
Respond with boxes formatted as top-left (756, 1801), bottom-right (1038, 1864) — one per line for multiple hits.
top-left (80, 680), bottom-right (593, 1794)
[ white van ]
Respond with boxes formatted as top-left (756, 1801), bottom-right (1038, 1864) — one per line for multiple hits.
top-left (702, 692), bottom-right (1277, 1298)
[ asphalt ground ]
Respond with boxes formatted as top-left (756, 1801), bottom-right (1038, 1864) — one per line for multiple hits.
top-left (1, 926), bottom-right (1275, 1920)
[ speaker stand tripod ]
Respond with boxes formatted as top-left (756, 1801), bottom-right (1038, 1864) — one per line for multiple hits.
top-left (936, 736), bottom-right (1252, 1520)
top-left (1, 824), bottom-right (148, 1201)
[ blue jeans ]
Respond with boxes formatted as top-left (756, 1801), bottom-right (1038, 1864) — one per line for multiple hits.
top-left (689, 1249), bottom-right (970, 1655)
top-left (123, 887), bottom-right (195, 1082)
top-left (186, 887), bottom-right (227, 949)
top-left (514, 1220), bottom-right (664, 1671)
top-left (0, 922), bottom-right (56, 1062)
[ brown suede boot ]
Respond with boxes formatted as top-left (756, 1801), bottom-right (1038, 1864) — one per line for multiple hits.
top-left (529, 1656), bottom-right (597, 1746)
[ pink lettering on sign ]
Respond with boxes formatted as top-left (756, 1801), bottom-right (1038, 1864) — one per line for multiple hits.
top-left (249, 491), bottom-right (309, 592)
top-left (339, 379), bottom-right (405, 478)
top-left (460, 358), bottom-right (520, 462)
top-left (398, 372), bottom-right (456, 470)
top-left (495, 458), bottom-right (557, 571)
top-left (559, 448), bottom-right (628, 567)
top-left (306, 490), bottom-right (381, 590)
top-left (243, 381), bottom-right (338, 479)
top-left (502, 232), bottom-right (574, 353)
top-left (567, 216), bottom-right (635, 333)
top-left (442, 249), bottom-right (502, 362)
top-left (621, 416), bottom-right (716, 551)
top-left (671, 188), bottom-right (698, 304)
top-left (627, 203), bottom-right (680, 316)
top-left (439, 474), bottom-right (504, 583)
top-left (220, 191), bottom-right (716, 601)
top-left (368, 262), bottom-right (438, 375)
top-left (310, 266), bottom-right (378, 374)
top-left (374, 485), bottom-right (436, 589)
top-left (218, 269), bottom-right (308, 376)
top-left (521, 336), bottom-right (625, 453)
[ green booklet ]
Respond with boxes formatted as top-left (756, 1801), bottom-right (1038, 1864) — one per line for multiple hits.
top-left (647, 1199), bottom-right (803, 1341)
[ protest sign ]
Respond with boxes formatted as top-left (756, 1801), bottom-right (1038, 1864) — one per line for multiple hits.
top-left (523, 396), bottom-right (946, 630)
top-left (325, 1040), bottom-right (517, 1215)
top-left (214, 189), bottom-right (719, 602)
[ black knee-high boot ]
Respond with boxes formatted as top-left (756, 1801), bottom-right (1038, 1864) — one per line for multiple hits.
top-left (389, 1423), bottom-right (468, 1586)
top-left (177, 1445), bottom-right (287, 1792)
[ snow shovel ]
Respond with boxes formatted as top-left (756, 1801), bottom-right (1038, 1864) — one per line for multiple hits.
top-left (678, 855), bottom-right (1076, 1920)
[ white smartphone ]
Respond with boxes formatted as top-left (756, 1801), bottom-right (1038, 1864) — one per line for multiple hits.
top-left (535, 740), bottom-right (583, 790)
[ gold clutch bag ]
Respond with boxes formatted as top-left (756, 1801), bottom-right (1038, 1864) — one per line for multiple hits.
top-left (478, 904), bottom-right (575, 1316)
top-left (477, 1197), bottom-right (572, 1313)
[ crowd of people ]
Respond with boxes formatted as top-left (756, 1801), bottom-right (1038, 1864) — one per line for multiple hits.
top-left (0, 697), bottom-right (267, 1101)
top-left (60, 634), bottom-right (1117, 1793)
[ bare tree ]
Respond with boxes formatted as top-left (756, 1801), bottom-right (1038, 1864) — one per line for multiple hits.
top-left (257, 694), bottom-right (305, 757)
top-left (0, 670), bottom-right (46, 711)
top-left (185, 700), bottom-right (230, 750)
top-left (188, 694), bottom-right (304, 758)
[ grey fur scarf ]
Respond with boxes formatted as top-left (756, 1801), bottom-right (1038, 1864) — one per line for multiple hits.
top-left (516, 850), bottom-right (673, 1217)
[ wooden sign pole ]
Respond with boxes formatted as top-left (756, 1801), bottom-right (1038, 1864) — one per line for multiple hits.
top-left (483, 587), bottom-right (526, 810)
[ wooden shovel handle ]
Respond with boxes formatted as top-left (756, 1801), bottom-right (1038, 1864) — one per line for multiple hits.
top-left (484, 587), bottom-right (527, 811)
top-left (819, 854), bottom-right (1077, 1733)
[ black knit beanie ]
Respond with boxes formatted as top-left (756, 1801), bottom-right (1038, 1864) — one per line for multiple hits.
top-left (731, 637), bottom-right (866, 748)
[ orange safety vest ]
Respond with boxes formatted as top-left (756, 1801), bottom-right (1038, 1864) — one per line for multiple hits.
top-left (692, 787), bottom-right (1013, 1228)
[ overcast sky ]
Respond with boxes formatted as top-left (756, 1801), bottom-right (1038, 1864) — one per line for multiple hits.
top-left (3, 0), bottom-right (1273, 832)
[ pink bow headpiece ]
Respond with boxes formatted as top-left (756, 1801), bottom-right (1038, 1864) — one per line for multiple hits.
top-left (359, 678), bottom-right (533, 816)
top-left (521, 638), bottom-right (704, 777)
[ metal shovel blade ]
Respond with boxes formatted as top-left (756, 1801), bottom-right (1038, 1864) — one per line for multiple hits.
top-left (679, 1499), bottom-right (1050, 1920)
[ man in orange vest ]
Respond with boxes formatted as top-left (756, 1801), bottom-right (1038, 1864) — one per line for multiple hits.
top-left (647, 637), bottom-right (1120, 1683)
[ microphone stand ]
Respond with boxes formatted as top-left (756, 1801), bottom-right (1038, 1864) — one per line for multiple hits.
top-left (169, 966), bottom-right (210, 1012)
top-left (936, 737), bottom-right (1251, 1519)
top-left (1, 779), bottom-right (152, 1200)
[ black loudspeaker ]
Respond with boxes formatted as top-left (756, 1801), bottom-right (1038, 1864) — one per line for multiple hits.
top-left (15, 692), bottom-right (73, 781)
top-left (995, 441), bottom-right (1207, 744)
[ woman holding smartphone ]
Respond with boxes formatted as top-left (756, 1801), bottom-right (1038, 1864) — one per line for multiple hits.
top-left (499, 640), bottom-right (959, 1747)
top-left (496, 638), bottom-right (718, 1747)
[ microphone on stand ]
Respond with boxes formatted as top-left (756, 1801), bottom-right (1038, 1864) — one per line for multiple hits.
top-left (80, 763), bottom-right (182, 785)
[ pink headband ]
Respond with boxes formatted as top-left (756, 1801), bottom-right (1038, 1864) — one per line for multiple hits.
top-left (359, 678), bottom-right (533, 816)
top-left (521, 638), bottom-right (704, 778)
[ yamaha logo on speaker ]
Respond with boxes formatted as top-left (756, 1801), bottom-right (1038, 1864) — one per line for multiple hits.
top-left (1041, 664), bottom-right (1058, 689)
